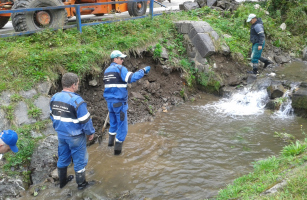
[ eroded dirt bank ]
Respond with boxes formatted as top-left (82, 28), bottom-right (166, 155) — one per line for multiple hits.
top-left (51, 53), bottom-right (197, 141)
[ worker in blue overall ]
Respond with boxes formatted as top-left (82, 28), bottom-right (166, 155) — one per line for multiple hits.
top-left (50, 72), bottom-right (95, 190)
top-left (103, 50), bottom-right (150, 155)
top-left (247, 13), bottom-right (273, 74)
top-left (0, 130), bottom-right (18, 154)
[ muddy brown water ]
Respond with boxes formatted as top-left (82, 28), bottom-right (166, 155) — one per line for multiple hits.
top-left (20, 92), bottom-right (307, 200)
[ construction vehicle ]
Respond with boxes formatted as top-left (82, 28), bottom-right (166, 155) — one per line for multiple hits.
top-left (0, 0), bottom-right (147, 32)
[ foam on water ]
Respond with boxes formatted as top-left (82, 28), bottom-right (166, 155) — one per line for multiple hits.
top-left (202, 89), bottom-right (269, 117)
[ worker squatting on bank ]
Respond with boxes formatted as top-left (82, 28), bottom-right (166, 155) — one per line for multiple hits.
top-left (0, 130), bottom-right (18, 154)
top-left (50, 72), bottom-right (95, 190)
top-left (247, 13), bottom-right (273, 75)
top-left (103, 50), bottom-right (151, 155)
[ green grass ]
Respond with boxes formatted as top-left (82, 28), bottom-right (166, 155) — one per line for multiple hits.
top-left (0, 2), bottom-right (305, 93)
top-left (215, 138), bottom-right (307, 200)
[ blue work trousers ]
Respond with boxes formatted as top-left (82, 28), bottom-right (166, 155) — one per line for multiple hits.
top-left (107, 102), bottom-right (128, 142)
top-left (57, 134), bottom-right (88, 172)
top-left (251, 41), bottom-right (265, 63)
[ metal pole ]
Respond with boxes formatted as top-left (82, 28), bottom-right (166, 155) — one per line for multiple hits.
top-left (150, 0), bottom-right (154, 20)
top-left (75, 5), bottom-right (82, 33)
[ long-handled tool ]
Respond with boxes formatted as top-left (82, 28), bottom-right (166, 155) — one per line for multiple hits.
top-left (98, 112), bottom-right (109, 145)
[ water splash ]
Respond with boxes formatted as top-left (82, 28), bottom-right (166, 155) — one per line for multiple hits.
top-left (273, 83), bottom-right (300, 119)
top-left (201, 89), bottom-right (269, 117)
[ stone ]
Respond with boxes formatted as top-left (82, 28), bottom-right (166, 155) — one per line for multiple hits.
top-left (19, 89), bottom-right (37, 99)
top-left (228, 75), bottom-right (240, 86)
top-left (162, 65), bottom-right (172, 75)
top-left (192, 33), bottom-right (215, 58)
top-left (161, 47), bottom-right (169, 59)
top-left (31, 130), bottom-right (43, 138)
top-left (247, 74), bottom-right (257, 85)
top-left (37, 81), bottom-right (52, 95)
top-left (30, 135), bottom-right (58, 185)
top-left (182, 1), bottom-right (200, 11)
top-left (14, 101), bottom-right (36, 125)
top-left (207, 0), bottom-right (217, 6)
top-left (195, 51), bottom-right (208, 65)
top-left (302, 47), bottom-right (307, 61)
top-left (195, 61), bottom-right (208, 73)
top-left (0, 91), bottom-right (12, 106)
top-left (216, 0), bottom-right (225, 9)
top-left (174, 21), bottom-right (192, 34)
top-left (292, 86), bottom-right (307, 117)
top-left (274, 55), bottom-right (290, 64)
top-left (220, 43), bottom-right (230, 56)
top-left (0, 109), bottom-right (9, 131)
top-left (0, 177), bottom-right (24, 198)
top-left (195, 0), bottom-right (207, 7)
top-left (254, 4), bottom-right (260, 9)
top-left (89, 79), bottom-right (98, 86)
top-left (209, 31), bottom-right (219, 42)
top-left (280, 23), bottom-right (286, 31)
top-left (131, 92), bottom-right (145, 100)
top-left (267, 82), bottom-right (285, 99)
top-left (34, 96), bottom-right (51, 120)
top-left (211, 6), bottom-right (224, 11)
top-left (43, 123), bottom-right (57, 136)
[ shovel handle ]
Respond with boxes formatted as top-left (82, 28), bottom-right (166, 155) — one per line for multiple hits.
top-left (98, 112), bottom-right (109, 145)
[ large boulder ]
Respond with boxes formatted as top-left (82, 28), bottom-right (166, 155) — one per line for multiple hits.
top-left (267, 81), bottom-right (285, 99)
top-left (30, 135), bottom-right (58, 185)
top-left (292, 82), bottom-right (307, 118)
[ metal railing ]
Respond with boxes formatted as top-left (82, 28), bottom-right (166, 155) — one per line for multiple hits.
top-left (0, 0), bottom-right (164, 37)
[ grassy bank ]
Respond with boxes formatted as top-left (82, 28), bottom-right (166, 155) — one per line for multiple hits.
top-left (216, 128), bottom-right (307, 199)
top-left (0, 0), bottom-right (306, 190)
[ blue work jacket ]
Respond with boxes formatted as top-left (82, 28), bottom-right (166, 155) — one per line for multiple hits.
top-left (103, 62), bottom-right (145, 102)
top-left (50, 91), bottom-right (95, 139)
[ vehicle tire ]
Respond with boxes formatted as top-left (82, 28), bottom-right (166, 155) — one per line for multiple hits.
top-left (11, 0), bottom-right (67, 32)
top-left (94, 14), bottom-right (104, 16)
top-left (127, 1), bottom-right (147, 16)
top-left (0, 17), bottom-right (9, 29)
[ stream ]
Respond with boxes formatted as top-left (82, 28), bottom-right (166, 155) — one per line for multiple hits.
top-left (20, 90), bottom-right (307, 200)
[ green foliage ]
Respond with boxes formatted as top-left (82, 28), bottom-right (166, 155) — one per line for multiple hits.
top-left (153, 43), bottom-right (163, 59)
top-left (282, 140), bottom-right (307, 157)
top-left (28, 107), bottom-right (42, 119)
top-left (11, 94), bottom-right (23, 102)
top-left (253, 156), bottom-right (280, 173)
top-left (148, 105), bottom-right (154, 115)
top-left (197, 71), bottom-right (221, 92)
top-left (180, 88), bottom-right (185, 98)
top-left (3, 136), bottom-right (35, 171)
top-left (1, 105), bottom-right (14, 121)
top-left (274, 131), bottom-right (295, 142)
top-left (180, 59), bottom-right (196, 87)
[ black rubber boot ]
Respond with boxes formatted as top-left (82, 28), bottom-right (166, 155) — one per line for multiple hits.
top-left (58, 167), bottom-right (74, 189)
top-left (259, 57), bottom-right (273, 68)
top-left (253, 63), bottom-right (258, 75)
top-left (75, 171), bottom-right (88, 190)
top-left (114, 142), bottom-right (123, 155)
top-left (108, 134), bottom-right (115, 147)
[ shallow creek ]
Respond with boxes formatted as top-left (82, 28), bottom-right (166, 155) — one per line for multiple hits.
top-left (21, 92), bottom-right (307, 200)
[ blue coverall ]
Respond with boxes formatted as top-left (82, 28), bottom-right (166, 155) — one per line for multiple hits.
top-left (103, 62), bottom-right (145, 142)
top-left (50, 91), bottom-right (95, 172)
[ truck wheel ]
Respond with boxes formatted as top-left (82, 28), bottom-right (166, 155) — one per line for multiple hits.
top-left (11, 0), bottom-right (67, 32)
top-left (0, 17), bottom-right (9, 29)
top-left (128, 1), bottom-right (147, 16)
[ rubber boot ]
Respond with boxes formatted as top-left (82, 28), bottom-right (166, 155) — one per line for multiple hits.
top-left (253, 63), bottom-right (258, 75)
top-left (259, 57), bottom-right (273, 68)
top-left (58, 167), bottom-right (74, 189)
top-left (108, 134), bottom-right (115, 147)
top-left (114, 141), bottom-right (123, 155)
top-left (75, 171), bottom-right (88, 190)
